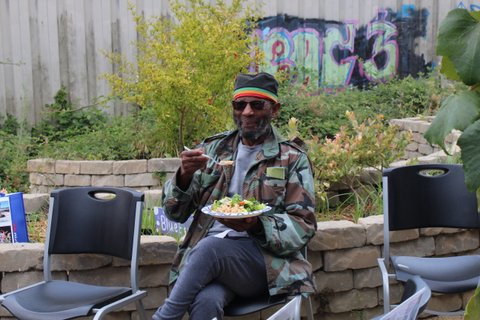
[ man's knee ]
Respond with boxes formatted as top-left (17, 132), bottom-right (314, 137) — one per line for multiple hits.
top-left (189, 284), bottom-right (231, 320)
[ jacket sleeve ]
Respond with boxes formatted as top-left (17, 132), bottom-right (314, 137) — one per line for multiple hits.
top-left (161, 169), bottom-right (202, 223)
top-left (251, 153), bottom-right (317, 256)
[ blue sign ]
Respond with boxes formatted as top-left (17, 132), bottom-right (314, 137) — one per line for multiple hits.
top-left (154, 207), bottom-right (193, 237)
top-left (0, 192), bottom-right (29, 243)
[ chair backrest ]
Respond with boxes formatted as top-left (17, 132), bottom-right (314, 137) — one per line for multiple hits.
top-left (46, 187), bottom-right (144, 260)
top-left (383, 164), bottom-right (479, 231)
top-left (266, 295), bottom-right (301, 320)
top-left (377, 288), bottom-right (426, 320)
top-left (377, 276), bottom-right (431, 320)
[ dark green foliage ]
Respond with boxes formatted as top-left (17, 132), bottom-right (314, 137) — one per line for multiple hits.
top-left (37, 108), bottom-right (164, 160)
top-left (275, 73), bottom-right (445, 139)
top-left (0, 87), bottom-right (109, 192)
top-left (0, 129), bottom-right (30, 192)
top-left (426, 9), bottom-right (480, 193)
top-left (0, 74), bottom-right (451, 193)
top-left (0, 114), bottom-right (21, 135)
top-left (31, 87), bottom-right (107, 145)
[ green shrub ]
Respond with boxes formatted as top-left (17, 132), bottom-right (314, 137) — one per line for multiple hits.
top-left (38, 108), bottom-right (163, 160)
top-left (0, 124), bottom-right (31, 192)
top-left (0, 114), bottom-right (21, 135)
top-left (31, 87), bottom-right (106, 146)
top-left (275, 72), bottom-right (445, 139)
top-left (286, 112), bottom-right (411, 221)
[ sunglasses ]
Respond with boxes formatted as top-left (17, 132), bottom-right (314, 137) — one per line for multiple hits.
top-left (231, 100), bottom-right (269, 111)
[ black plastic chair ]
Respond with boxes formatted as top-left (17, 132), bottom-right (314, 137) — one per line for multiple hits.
top-left (0, 187), bottom-right (147, 320)
top-left (379, 164), bottom-right (480, 317)
top-left (224, 247), bottom-right (314, 320)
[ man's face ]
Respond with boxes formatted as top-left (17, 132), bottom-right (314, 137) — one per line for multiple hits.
top-left (232, 97), bottom-right (280, 145)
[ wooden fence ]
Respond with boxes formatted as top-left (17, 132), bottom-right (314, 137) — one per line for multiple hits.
top-left (0, 0), bottom-right (479, 124)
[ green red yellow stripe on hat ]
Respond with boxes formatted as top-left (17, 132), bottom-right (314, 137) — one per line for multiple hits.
top-left (233, 87), bottom-right (278, 103)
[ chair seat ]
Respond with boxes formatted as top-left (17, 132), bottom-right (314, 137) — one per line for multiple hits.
top-left (2, 280), bottom-right (132, 320)
top-left (224, 294), bottom-right (288, 317)
top-left (392, 255), bottom-right (480, 293)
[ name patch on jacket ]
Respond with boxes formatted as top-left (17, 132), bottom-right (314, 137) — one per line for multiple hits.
top-left (266, 167), bottom-right (286, 180)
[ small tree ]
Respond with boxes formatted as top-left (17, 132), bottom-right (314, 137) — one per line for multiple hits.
top-left (426, 9), bottom-right (480, 319)
top-left (104, 0), bottom-right (263, 155)
top-left (424, 8), bottom-right (480, 192)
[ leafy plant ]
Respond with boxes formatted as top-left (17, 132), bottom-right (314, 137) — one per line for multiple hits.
top-left (287, 112), bottom-right (410, 221)
top-left (31, 87), bottom-right (106, 146)
top-left (424, 9), bottom-right (480, 192)
top-left (37, 108), bottom-right (163, 160)
top-left (104, 0), bottom-right (263, 155)
top-left (0, 114), bottom-right (21, 135)
top-left (0, 123), bottom-right (31, 192)
top-left (275, 71), bottom-right (446, 139)
top-left (26, 211), bottom-right (48, 243)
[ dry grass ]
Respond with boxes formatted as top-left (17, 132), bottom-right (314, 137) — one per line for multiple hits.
top-left (26, 211), bottom-right (48, 243)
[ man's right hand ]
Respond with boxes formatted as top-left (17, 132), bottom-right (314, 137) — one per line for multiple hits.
top-left (177, 148), bottom-right (209, 190)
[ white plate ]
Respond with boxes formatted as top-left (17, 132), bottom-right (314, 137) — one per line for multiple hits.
top-left (201, 204), bottom-right (271, 219)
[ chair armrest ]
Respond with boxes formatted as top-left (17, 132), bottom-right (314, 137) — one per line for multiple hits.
top-left (378, 258), bottom-right (392, 315)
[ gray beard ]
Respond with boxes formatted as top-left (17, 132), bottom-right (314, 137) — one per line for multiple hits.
top-left (239, 121), bottom-right (271, 142)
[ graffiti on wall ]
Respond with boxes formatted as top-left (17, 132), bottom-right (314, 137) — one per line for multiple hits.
top-left (457, 1), bottom-right (480, 11)
top-left (256, 5), bottom-right (430, 89)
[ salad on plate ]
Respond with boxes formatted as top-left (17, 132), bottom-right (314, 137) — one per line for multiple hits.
top-left (201, 194), bottom-right (270, 218)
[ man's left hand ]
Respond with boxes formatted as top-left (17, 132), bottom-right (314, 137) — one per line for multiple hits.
top-left (217, 216), bottom-right (262, 233)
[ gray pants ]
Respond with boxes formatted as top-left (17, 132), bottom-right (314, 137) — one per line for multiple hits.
top-left (152, 236), bottom-right (269, 320)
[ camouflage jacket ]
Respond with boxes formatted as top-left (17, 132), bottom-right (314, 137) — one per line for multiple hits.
top-left (162, 126), bottom-right (317, 296)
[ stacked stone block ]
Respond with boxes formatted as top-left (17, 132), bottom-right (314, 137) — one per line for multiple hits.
top-left (390, 117), bottom-right (460, 160)
top-left (12, 117), bottom-right (473, 319)
top-left (1, 221), bottom-right (477, 319)
top-left (27, 158), bottom-right (181, 194)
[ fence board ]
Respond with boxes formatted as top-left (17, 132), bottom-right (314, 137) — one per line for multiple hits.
top-left (17, 0), bottom-right (34, 123)
top-left (0, 0), bottom-right (8, 117)
top-left (46, 0), bottom-right (61, 109)
top-left (0, 0), bottom-right (478, 124)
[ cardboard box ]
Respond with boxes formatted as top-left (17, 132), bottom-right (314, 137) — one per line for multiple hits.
top-left (0, 192), bottom-right (29, 243)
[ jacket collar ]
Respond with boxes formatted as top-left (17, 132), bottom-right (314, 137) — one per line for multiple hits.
top-left (216, 125), bottom-right (286, 160)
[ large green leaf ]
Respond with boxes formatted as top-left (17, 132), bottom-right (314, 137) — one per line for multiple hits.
top-left (439, 56), bottom-right (461, 82)
top-left (436, 9), bottom-right (480, 85)
top-left (424, 91), bottom-right (480, 151)
top-left (465, 285), bottom-right (480, 319)
top-left (459, 120), bottom-right (480, 191)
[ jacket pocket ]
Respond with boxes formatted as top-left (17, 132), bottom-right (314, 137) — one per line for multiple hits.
top-left (262, 177), bottom-right (287, 203)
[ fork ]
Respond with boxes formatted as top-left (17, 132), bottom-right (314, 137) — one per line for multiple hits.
top-left (183, 146), bottom-right (225, 166)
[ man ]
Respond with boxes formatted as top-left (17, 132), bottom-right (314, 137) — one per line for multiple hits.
top-left (153, 72), bottom-right (317, 320)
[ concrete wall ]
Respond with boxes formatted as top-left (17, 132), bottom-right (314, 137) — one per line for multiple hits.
top-left (1, 223), bottom-right (477, 319)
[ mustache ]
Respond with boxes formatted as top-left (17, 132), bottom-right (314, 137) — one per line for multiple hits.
top-left (235, 117), bottom-right (271, 140)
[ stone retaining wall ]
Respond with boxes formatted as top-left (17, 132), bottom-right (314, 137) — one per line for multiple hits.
top-left (12, 117), bottom-right (469, 319)
top-left (1, 222), bottom-right (477, 319)
top-left (390, 116), bottom-right (460, 159)
top-left (26, 117), bottom-right (460, 194)
top-left (26, 158), bottom-right (181, 194)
